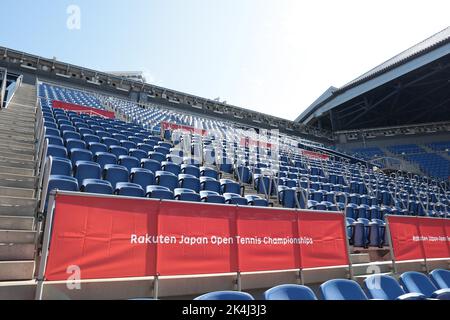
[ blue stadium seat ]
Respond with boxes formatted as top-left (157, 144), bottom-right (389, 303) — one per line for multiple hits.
top-left (69, 148), bottom-right (93, 165)
top-left (353, 218), bottom-right (370, 248)
top-left (200, 177), bottom-right (221, 193)
top-left (399, 271), bottom-right (450, 299)
top-left (82, 134), bottom-right (101, 144)
top-left (101, 137), bottom-right (120, 148)
top-left (146, 185), bottom-right (174, 200)
top-left (130, 168), bottom-right (154, 190)
top-left (46, 175), bottom-right (79, 202)
top-left (148, 151), bottom-right (166, 163)
top-left (109, 146), bottom-right (129, 158)
top-left (224, 193), bottom-right (247, 205)
top-left (137, 143), bottom-right (154, 153)
top-left (174, 188), bottom-right (201, 202)
top-left (154, 146), bottom-right (170, 156)
top-left (141, 159), bottom-right (162, 174)
top-left (278, 186), bottom-right (297, 208)
top-left (220, 179), bottom-right (244, 196)
top-left (103, 164), bottom-right (129, 189)
top-left (263, 284), bottom-right (318, 300)
top-left (80, 179), bottom-right (113, 195)
top-left (118, 155), bottom-right (140, 172)
top-left (129, 148), bottom-right (148, 161)
top-left (194, 291), bottom-right (254, 301)
top-left (181, 164), bottom-right (200, 177)
top-left (161, 161), bottom-right (181, 176)
top-left (94, 152), bottom-right (117, 169)
top-left (320, 279), bottom-right (368, 300)
top-left (45, 136), bottom-right (64, 146)
top-left (73, 161), bottom-right (102, 186)
top-left (66, 138), bottom-right (86, 152)
top-left (364, 274), bottom-right (426, 300)
top-left (47, 145), bottom-right (68, 158)
top-left (115, 182), bottom-right (145, 197)
top-left (235, 165), bottom-right (251, 184)
top-left (178, 174), bottom-right (201, 193)
top-left (45, 127), bottom-right (61, 137)
top-left (62, 131), bottom-right (81, 141)
top-left (88, 142), bottom-right (108, 154)
top-left (155, 171), bottom-right (178, 191)
top-left (121, 140), bottom-right (137, 150)
top-left (245, 195), bottom-right (269, 207)
top-left (430, 269), bottom-right (450, 289)
top-left (200, 191), bottom-right (225, 204)
top-left (49, 156), bottom-right (72, 176)
top-left (200, 166), bottom-right (220, 180)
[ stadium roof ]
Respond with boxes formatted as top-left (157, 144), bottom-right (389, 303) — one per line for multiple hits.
top-left (296, 27), bottom-right (450, 131)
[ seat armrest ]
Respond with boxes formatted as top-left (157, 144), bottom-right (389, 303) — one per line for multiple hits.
top-left (396, 293), bottom-right (427, 300)
top-left (431, 288), bottom-right (450, 300)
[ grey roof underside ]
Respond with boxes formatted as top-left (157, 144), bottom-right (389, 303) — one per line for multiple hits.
top-left (296, 26), bottom-right (450, 123)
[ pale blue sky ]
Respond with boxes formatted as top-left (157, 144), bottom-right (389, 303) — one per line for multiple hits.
top-left (1, 0), bottom-right (449, 120)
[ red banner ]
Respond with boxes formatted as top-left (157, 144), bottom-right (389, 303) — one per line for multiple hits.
top-left (44, 194), bottom-right (158, 281)
top-left (44, 193), bottom-right (350, 281)
top-left (301, 150), bottom-right (330, 161)
top-left (236, 207), bottom-right (300, 272)
top-left (387, 216), bottom-right (450, 262)
top-left (52, 101), bottom-right (115, 119)
top-left (156, 202), bottom-right (238, 276)
top-left (161, 121), bottom-right (207, 136)
top-left (298, 211), bottom-right (349, 268)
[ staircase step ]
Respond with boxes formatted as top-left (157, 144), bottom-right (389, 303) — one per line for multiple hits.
top-left (0, 196), bottom-right (37, 217)
top-left (0, 244), bottom-right (35, 260)
top-left (0, 173), bottom-right (36, 189)
top-left (0, 156), bottom-right (36, 169)
top-left (0, 127), bottom-right (34, 136)
top-left (0, 139), bottom-right (35, 150)
top-left (0, 280), bottom-right (36, 300)
top-left (0, 133), bottom-right (35, 144)
top-left (352, 261), bottom-right (392, 276)
top-left (0, 119), bottom-right (35, 129)
top-left (0, 165), bottom-right (34, 176)
top-left (0, 230), bottom-right (36, 244)
top-left (0, 150), bottom-right (34, 161)
top-left (350, 253), bottom-right (371, 264)
top-left (0, 261), bottom-right (35, 281)
top-left (353, 272), bottom-right (394, 285)
top-left (0, 216), bottom-right (34, 230)
top-left (0, 143), bottom-right (35, 157)
top-left (0, 186), bottom-right (35, 198)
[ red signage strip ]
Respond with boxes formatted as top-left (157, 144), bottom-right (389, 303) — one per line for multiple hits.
top-left (301, 150), bottom-right (330, 161)
top-left (387, 215), bottom-right (450, 262)
top-left (44, 194), bottom-right (349, 281)
top-left (161, 121), bottom-right (207, 136)
top-left (52, 100), bottom-right (115, 119)
top-left (239, 137), bottom-right (275, 149)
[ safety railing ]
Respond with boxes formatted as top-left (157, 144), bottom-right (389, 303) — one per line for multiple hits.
top-left (0, 67), bottom-right (6, 109)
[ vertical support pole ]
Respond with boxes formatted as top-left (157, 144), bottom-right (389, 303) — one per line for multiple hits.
top-left (153, 274), bottom-right (159, 300)
top-left (343, 212), bottom-right (354, 280)
top-left (35, 191), bottom-right (57, 300)
top-left (385, 216), bottom-right (398, 275)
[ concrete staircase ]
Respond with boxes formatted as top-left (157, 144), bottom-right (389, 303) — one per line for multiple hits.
top-left (0, 83), bottom-right (38, 282)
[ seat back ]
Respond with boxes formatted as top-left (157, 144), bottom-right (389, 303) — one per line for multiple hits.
top-left (399, 271), bottom-right (439, 297)
top-left (81, 179), bottom-right (113, 195)
top-left (263, 284), bottom-right (317, 300)
top-left (364, 274), bottom-right (406, 300)
top-left (430, 269), bottom-right (450, 290)
top-left (320, 279), bottom-right (368, 300)
top-left (194, 291), bottom-right (254, 300)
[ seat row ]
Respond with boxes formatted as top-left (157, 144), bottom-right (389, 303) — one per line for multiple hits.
top-left (193, 269), bottom-right (450, 300)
